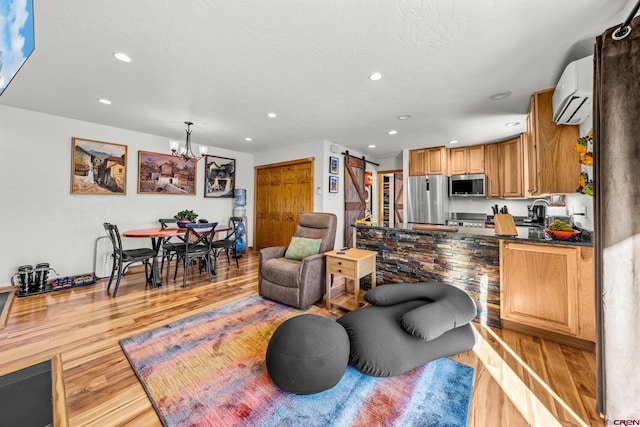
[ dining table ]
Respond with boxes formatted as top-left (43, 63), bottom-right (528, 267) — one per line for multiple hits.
top-left (122, 224), bottom-right (231, 288)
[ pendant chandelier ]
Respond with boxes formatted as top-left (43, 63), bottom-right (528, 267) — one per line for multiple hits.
top-left (169, 121), bottom-right (208, 162)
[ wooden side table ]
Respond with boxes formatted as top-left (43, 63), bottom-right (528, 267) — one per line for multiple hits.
top-left (325, 248), bottom-right (376, 311)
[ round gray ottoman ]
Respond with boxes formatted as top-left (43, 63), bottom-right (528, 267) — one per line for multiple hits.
top-left (266, 314), bottom-right (349, 394)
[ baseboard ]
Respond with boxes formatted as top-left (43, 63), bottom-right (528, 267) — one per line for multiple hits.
top-left (501, 319), bottom-right (596, 351)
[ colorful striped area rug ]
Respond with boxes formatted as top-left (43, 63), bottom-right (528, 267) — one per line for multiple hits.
top-left (120, 295), bottom-right (474, 427)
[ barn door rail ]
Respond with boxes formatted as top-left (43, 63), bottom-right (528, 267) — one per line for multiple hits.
top-left (341, 150), bottom-right (380, 167)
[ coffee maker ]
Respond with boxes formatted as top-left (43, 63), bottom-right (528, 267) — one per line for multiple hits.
top-left (531, 205), bottom-right (546, 224)
top-left (527, 199), bottom-right (550, 225)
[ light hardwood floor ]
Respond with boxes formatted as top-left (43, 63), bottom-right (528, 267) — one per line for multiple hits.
top-left (0, 250), bottom-right (598, 426)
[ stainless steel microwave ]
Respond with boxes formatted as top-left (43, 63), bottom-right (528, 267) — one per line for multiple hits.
top-left (448, 174), bottom-right (486, 197)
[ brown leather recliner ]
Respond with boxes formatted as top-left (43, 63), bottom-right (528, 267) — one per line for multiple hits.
top-left (259, 213), bottom-right (337, 308)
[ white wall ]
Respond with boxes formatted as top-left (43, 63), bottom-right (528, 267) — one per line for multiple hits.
top-left (0, 105), bottom-right (254, 282)
top-left (378, 152), bottom-right (403, 171)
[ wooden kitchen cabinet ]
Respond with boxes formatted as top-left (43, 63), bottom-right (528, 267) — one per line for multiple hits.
top-left (485, 143), bottom-right (500, 197)
top-left (409, 149), bottom-right (427, 176)
top-left (409, 146), bottom-right (448, 176)
top-left (499, 136), bottom-right (524, 197)
top-left (484, 135), bottom-right (524, 198)
top-left (449, 145), bottom-right (485, 175)
top-left (500, 241), bottom-right (595, 347)
top-left (427, 147), bottom-right (448, 174)
top-left (524, 89), bottom-right (580, 196)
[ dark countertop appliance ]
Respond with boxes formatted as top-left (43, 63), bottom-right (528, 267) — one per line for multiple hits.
top-left (449, 174), bottom-right (486, 197)
top-left (531, 205), bottom-right (546, 223)
top-left (524, 199), bottom-right (550, 225)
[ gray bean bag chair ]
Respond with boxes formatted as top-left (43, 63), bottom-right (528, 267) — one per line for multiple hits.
top-left (337, 282), bottom-right (478, 377)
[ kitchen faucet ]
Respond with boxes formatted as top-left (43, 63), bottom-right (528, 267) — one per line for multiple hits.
top-left (531, 199), bottom-right (550, 207)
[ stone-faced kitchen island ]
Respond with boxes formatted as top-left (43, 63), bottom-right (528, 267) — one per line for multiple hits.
top-left (354, 223), bottom-right (501, 327)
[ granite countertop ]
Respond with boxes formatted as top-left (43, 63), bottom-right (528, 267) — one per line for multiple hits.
top-left (354, 222), bottom-right (594, 247)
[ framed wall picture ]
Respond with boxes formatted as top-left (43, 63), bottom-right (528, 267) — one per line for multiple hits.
top-left (329, 176), bottom-right (339, 193)
top-left (71, 137), bottom-right (127, 194)
top-left (137, 151), bottom-right (196, 194)
top-left (329, 156), bottom-right (339, 174)
top-left (549, 195), bottom-right (566, 206)
top-left (205, 155), bottom-right (235, 198)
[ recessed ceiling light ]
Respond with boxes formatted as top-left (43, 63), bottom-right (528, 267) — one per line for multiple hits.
top-left (388, 130), bottom-right (398, 135)
top-left (368, 144), bottom-right (376, 148)
top-left (368, 72), bottom-right (383, 81)
top-left (448, 140), bottom-right (459, 144)
top-left (489, 91), bottom-right (511, 100)
top-left (113, 52), bottom-right (131, 63)
top-left (98, 98), bottom-right (112, 105)
top-left (397, 115), bottom-right (412, 120)
top-left (267, 112), bottom-right (277, 118)
top-left (245, 137), bottom-right (253, 142)
top-left (505, 121), bottom-right (520, 127)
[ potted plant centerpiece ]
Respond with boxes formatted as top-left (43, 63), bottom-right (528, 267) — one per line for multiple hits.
top-left (175, 209), bottom-right (198, 228)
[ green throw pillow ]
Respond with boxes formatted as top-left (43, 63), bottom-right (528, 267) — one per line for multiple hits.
top-left (284, 237), bottom-right (322, 260)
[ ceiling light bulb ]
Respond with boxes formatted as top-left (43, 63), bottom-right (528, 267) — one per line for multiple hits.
top-left (113, 52), bottom-right (131, 63)
top-left (267, 112), bottom-right (277, 118)
top-left (368, 72), bottom-right (383, 81)
top-left (98, 98), bottom-right (111, 105)
top-left (489, 91), bottom-right (511, 100)
top-left (169, 139), bottom-right (181, 152)
top-left (505, 121), bottom-right (520, 127)
top-left (448, 140), bottom-right (459, 144)
top-left (368, 144), bottom-right (376, 148)
top-left (245, 137), bottom-right (253, 142)
top-left (388, 130), bottom-right (398, 135)
top-left (397, 115), bottom-right (412, 120)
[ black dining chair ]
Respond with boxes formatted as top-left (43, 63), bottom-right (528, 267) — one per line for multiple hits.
top-left (210, 217), bottom-right (240, 272)
top-left (103, 223), bottom-right (158, 297)
top-left (173, 222), bottom-right (218, 287)
top-left (158, 218), bottom-right (187, 281)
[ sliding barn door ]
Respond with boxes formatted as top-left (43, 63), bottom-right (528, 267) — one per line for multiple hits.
top-left (343, 156), bottom-right (366, 248)
top-left (394, 173), bottom-right (404, 223)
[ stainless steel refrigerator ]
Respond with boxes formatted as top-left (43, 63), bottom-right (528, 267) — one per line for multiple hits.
top-left (406, 175), bottom-right (450, 225)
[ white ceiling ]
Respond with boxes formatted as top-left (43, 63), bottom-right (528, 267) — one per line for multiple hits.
top-left (0, 0), bottom-right (634, 159)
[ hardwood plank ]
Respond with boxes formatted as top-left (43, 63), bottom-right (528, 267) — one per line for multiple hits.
top-left (490, 324), bottom-right (600, 426)
top-left (541, 340), bottom-right (590, 422)
top-left (451, 350), bottom-right (529, 426)
top-left (52, 353), bottom-right (70, 427)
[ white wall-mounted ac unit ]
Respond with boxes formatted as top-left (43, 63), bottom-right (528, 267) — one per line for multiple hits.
top-left (552, 55), bottom-right (594, 125)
